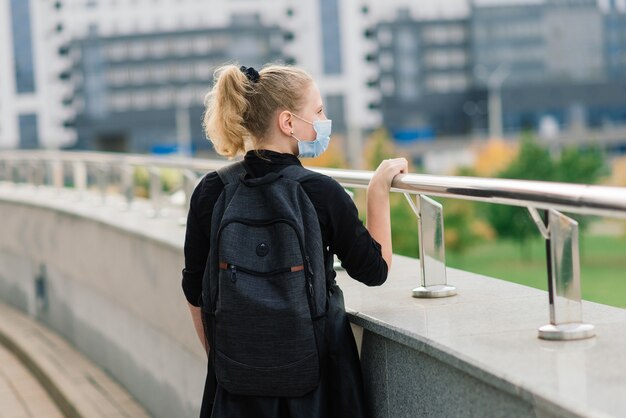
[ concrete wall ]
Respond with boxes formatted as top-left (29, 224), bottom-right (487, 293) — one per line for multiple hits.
top-left (2, 183), bottom-right (626, 418)
top-left (0, 186), bottom-right (205, 418)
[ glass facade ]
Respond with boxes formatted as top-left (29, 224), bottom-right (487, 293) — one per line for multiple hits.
top-left (10, 0), bottom-right (36, 94)
top-left (83, 44), bottom-right (107, 119)
top-left (319, 0), bottom-right (342, 75)
top-left (18, 114), bottom-right (39, 149)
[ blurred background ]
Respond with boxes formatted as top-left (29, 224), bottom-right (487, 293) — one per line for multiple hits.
top-left (1, 0), bottom-right (625, 306)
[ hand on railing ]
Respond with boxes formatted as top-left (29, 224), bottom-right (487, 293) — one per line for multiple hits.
top-left (370, 158), bottom-right (408, 190)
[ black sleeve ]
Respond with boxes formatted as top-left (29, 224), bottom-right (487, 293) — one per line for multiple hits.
top-left (181, 172), bottom-right (223, 307)
top-left (301, 175), bottom-right (388, 287)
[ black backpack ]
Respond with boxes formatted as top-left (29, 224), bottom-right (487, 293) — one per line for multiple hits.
top-left (202, 161), bottom-right (327, 397)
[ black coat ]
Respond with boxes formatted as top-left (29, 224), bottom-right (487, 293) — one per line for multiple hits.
top-left (182, 150), bottom-right (388, 418)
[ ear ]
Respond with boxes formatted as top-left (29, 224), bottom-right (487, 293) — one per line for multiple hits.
top-left (277, 110), bottom-right (293, 137)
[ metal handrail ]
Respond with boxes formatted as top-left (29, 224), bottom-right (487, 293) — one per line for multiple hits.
top-left (1, 149), bottom-right (625, 341)
top-left (1, 149), bottom-right (624, 218)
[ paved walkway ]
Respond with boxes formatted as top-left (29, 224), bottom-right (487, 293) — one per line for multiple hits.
top-left (0, 303), bottom-right (150, 418)
top-left (0, 343), bottom-right (63, 418)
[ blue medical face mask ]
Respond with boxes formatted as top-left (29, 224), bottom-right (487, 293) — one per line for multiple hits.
top-left (290, 113), bottom-right (332, 158)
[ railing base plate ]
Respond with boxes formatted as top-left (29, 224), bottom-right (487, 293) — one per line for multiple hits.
top-left (412, 285), bottom-right (457, 298)
top-left (538, 323), bottom-right (595, 341)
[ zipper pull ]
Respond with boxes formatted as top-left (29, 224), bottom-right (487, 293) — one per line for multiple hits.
top-left (230, 265), bottom-right (237, 283)
top-left (308, 278), bottom-right (314, 297)
top-left (305, 256), bottom-right (314, 277)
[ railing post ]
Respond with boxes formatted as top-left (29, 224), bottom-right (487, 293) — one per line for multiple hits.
top-left (147, 166), bottom-right (162, 217)
top-left (72, 161), bottom-right (87, 200)
top-left (27, 160), bottom-right (39, 186)
top-left (405, 194), bottom-right (457, 298)
top-left (0, 159), bottom-right (8, 183)
top-left (120, 164), bottom-right (135, 210)
top-left (11, 160), bottom-right (24, 185)
top-left (95, 163), bottom-right (108, 204)
top-left (538, 209), bottom-right (595, 340)
top-left (50, 159), bottom-right (64, 192)
top-left (35, 159), bottom-right (46, 187)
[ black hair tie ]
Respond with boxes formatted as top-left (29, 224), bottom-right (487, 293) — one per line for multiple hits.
top-left (240, 66), bottom-right (260, 83)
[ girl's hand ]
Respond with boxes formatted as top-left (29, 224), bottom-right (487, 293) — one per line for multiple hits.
top-left (370, 158), bottom-right (409, 191)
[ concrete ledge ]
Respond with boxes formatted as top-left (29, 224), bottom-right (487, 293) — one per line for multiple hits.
top-left (2, 183), bottom-right (626, 418)
top-left (336, 259), bottom-right (626, 418)
top-left (0, 302), bottom-right (149, 418)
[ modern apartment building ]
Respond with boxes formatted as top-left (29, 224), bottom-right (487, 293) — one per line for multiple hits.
top-left (2, 0), bottom-right (626, 151)
top-left (67, 20), bottom-right (285, 153)
top-left (373, 9), bottom-right (476, 138)
top-left (0, 0), bottom-right (387, 153)
top-left (370, 0), bottom-right (626, 137)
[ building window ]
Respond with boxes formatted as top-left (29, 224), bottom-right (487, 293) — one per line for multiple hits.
top-left (378, 27), bottom-right (392, 46)
top-left (193, 36), bottom-right (211, 54)
top-left (398, 79), bottom-right (418, 101)
top-left (194, 61), bottom-right (211, 80)
top-left (320, 0), bottom-right (343, 74)
top-left (9, 0), bottom-right (36, 93)
top-left (130, 66), bottom-right (149, 84)
top-left (18, 114), bottom-right (39, 149)
top-left (106, 43), bottom-right (127, 61)
top-left (174, 37), bottom-right (191, 55)
top-left (153, 88), bottom-right (171, 108)
top-left (424, 50), bottom-right (467, 69)
top-left (111, 93), bottom-right (130, 111)
top-left (380, 77), bottom-right (395, 96)
top-left (131, 91), bottom-right (150, 109)
top-left (379, 52), bottom-right (394, 70)
top-left (175, 63), bottom-right (193, 80)
top-left (397, 28), bottom-right (417, 52)
top-left (129, 41), bottom-right (147, 59)
top-left (150, 39), bottom-right (168, 58)
top-left (152, 65), bottom-right (169, 82)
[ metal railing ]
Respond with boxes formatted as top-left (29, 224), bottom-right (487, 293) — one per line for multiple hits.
top-left (2, 150), bottom-right (626, 341)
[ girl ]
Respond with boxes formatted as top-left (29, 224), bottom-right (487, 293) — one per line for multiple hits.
top-left (182, 63), bottom-right (407, 417)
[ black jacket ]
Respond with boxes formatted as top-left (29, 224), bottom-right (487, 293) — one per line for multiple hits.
top-left (181, 150), bottom-right (388, 418)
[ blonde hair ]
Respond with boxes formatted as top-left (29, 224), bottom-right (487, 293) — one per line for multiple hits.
top-left (203, 64), bottom-right (313, 157)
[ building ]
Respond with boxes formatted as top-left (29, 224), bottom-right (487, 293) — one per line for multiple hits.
top-left (373, 9), bottom-right (477, 139)
top-left (604, 0), bottom-right (626, 79)
top-left (2, 0), bottom-right (626, 153)
top-left (67, 19), bottom-right (285, 153)
top-left (0, 0), bottom-right (75, 149)
top-left (369, 0), bottom-right (626, 138)
top-left (0, 0), bottom-right (388, 155)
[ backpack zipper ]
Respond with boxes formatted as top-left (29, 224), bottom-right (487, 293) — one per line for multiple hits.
top-left (230, 265), bottom-right (236, 283)
top-left (217, 218), bottom-right (317, 316)
top-left (226, 263), bottom-right (292, 278)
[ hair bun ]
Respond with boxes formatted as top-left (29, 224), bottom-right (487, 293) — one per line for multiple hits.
top-left (240, 66), bottom-right (260, 83)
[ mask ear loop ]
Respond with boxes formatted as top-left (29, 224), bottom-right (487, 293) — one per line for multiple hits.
top-left (288, 112), bottom-right (311, 143)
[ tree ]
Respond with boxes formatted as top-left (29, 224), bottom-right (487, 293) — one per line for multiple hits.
top-left (488, 136), bottom-right (552, 246)
top-left (485, 134), bottom-right (606, 256)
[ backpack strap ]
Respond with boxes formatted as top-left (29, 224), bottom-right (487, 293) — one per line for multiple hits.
top-left (279, 164), bottom-right (321, 184)
top-left (216, 161), bottom-right (246, 185)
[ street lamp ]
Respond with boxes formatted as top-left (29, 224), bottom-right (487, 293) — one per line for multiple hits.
top-left (475, 63), bottom-right (510, 140)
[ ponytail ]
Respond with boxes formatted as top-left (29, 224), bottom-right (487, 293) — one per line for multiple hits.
top-left (203, 65), bottom-right (250, 158)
